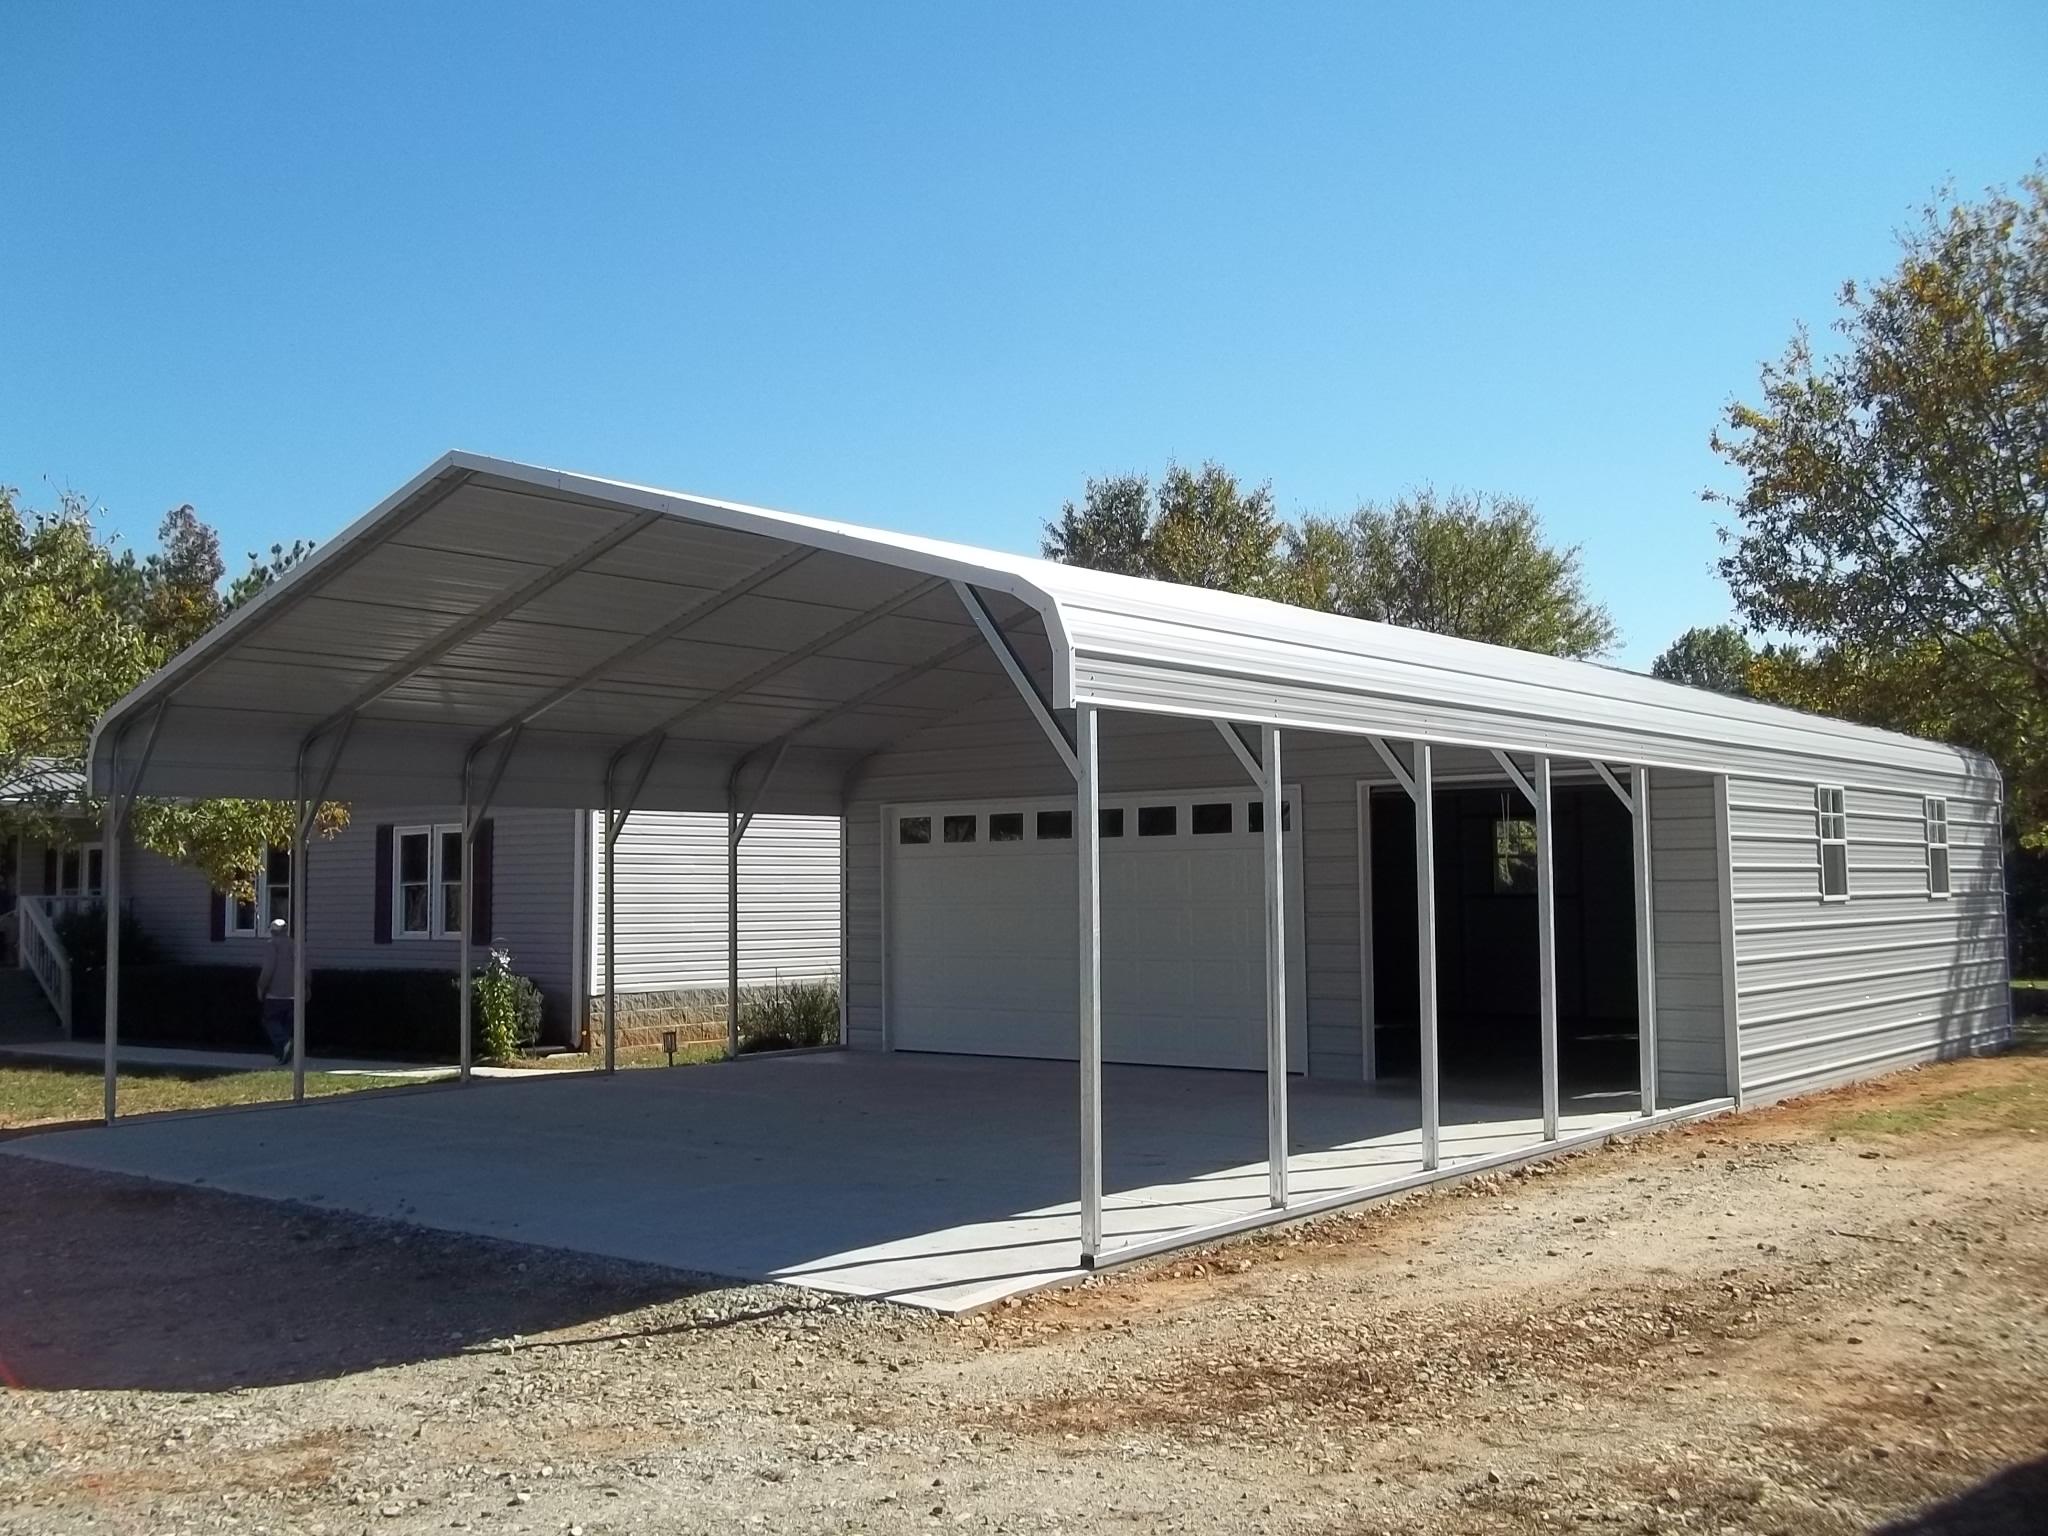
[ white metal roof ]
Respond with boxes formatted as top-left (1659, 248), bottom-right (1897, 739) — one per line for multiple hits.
top-left (89, 451), bottom-right (1998, 814)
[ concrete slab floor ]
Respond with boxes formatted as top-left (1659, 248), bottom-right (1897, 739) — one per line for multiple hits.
top-left (1, 1052), bottom-right (1655, 1312)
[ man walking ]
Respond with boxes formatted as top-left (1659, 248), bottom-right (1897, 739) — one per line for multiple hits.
top-left (255, 916), bottom-right (298, 1065)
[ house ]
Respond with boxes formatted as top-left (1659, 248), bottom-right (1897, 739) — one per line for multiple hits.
top-left (6, 768), bottom-right (839, 1048)
top-left (73, 452), bottom-right (2011, 1294)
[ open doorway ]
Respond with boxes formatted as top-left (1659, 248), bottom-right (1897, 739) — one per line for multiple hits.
top-left (1368, 780), bottom-right (1640, 1116)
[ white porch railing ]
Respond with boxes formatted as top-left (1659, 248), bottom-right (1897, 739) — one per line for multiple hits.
top-left (18, 898), bottom-right (73, 1035)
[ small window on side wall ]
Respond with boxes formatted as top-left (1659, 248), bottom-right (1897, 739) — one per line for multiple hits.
top-left (1036, 809), bottom-right (1073, 840)
top-left (898, 816), bottom-right (931, 846)
top-left (1925, 796), bottom-right (1950, 897)
top-left (1816, 785), bottom-right (1849, 899)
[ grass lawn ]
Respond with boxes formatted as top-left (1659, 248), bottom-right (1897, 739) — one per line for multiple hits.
top-left (0, 1061), bottom-right (435, 1132)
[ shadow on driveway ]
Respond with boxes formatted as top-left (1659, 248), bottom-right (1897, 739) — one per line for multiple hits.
top-left (0, 1160), bottom-right (756, 1393)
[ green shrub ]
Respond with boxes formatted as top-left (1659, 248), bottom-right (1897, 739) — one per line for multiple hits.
top-left (53, 905), bottom-right (163, 969)
top-left (76, 965), bottom-right (462, 1059)
top-left (737, 977), bottom-right (839, 1053)
top-left (462, 946), bottom-right (543, 1063)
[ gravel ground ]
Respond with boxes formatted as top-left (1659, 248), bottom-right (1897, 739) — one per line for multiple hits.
top-left (2, 1045), bottom-right (2044, 1535)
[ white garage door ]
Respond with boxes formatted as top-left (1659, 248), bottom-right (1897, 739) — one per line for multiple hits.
top-left (885, 787), bottom-right (1308, 1071)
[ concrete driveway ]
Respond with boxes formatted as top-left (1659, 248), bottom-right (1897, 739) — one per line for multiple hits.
top-left (2, 1051), bottom-right (1640, 1310)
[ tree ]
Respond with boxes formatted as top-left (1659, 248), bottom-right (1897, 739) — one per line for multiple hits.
top-left (0, 485), bottom-right (343, 893)
top-left (227, 538), bottom-right (317, 610)
top-left (1289, 489), bottom-right (1619, 658)
top-left (1651, 624), bottom-right (1758, 695)
top-left (1710, 169), bottom-right (2048, 840)
top-left (1, 489), bottom-right (157, 813)
top-left (1042, 462), bottom-right (1290, 598)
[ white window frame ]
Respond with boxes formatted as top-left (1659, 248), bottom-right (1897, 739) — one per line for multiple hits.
top-left (1924, 796), bottom-right (1951, 899)
top-left (1815, 784), bottom-right (1849, 901)
top-left (394, 823), bottom-right (464, 940)
top-left (58, 842), bottom-right (104, 898)
top-left (223, 845), bottom-right (291, 938)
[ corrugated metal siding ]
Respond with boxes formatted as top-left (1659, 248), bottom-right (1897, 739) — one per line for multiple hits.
top-left (1648, 769), bottom-right (1729, 1105)
top-left (1727, 772), bottom-right (2012, 1102)
top-left (589, 812), bottom-right (841, 993)
top-left (850, 684), bottom-right (2010, 1106)
top-left (120, 807), bottom-right (582, 1037)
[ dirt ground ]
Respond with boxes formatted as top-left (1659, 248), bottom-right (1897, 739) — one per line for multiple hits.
top-left (2, 1044), bottom-right (2044, 1536)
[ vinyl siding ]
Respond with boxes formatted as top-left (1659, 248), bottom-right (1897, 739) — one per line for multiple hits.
top-left (589, 812), bottom-right (841, 993)
top-left (1648, 768), bottom-right (1729, 1105)
top-left (120, 807), bottom-right (583, 1039)
top-left (1726, 771), bottom-right (2012, 1102)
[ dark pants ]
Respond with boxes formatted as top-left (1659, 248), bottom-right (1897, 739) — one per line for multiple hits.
top-left (260, 997), bottom-right (294, 1059)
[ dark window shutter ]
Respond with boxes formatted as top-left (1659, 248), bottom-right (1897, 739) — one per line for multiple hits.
top-left (470, 819), bottom-right (495, 946)
top-left (208, 886), bottom-right (225, 942)
top-left (373, 824), bottom-right (394, 944)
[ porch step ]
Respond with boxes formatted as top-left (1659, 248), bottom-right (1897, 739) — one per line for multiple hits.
top-left (0, 966), bottom-right (62, 1043)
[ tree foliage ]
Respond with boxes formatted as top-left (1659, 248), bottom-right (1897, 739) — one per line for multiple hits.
top-left (1290, 490), bottom-right (1618, 658)
top-left (1651, 624), bottom-right (1759, 696)
top-left (1, 489), bottom-right (158, 803)
top-left (0, 486), bottom-right (341, 893)
top-left (1043, 463), bottom-right (1291, 598)
top-left (1710, 169), bottom-right (2048, 840)
top-left (1046, 472), bottom-right (1617, 659)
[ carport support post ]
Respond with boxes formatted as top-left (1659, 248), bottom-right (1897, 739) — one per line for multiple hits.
top-left (1534, 755), bottom-right (1559, 1139)
top-left (726, 794), bottom-right (740, 1060)
top-left (458, 786), bottom-right (472, 1083)
top-left (1262, 725), bottom-right (1288, 1209)
top-left (1076, 703), bottom-right (1104, 1264)
top-left (1414, 742), bottom-right (1440, 1171)
top-left (290, 796), bottom-right (309, 1104)
top-left (101, 791), bottom-right (125, 1124)
top-left (602, 782), bottom-right (617, 1074)
top-left (1632, 765), bottom-right (1658, 1116)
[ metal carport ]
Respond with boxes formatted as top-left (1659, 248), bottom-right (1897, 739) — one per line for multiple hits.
top-left (84, 451), bottom-right (1994, 1280)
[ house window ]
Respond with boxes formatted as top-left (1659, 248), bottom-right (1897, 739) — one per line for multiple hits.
top-left (1925, 797), bottom-right (1950, 897)
top-left (224, 845), bottom-right (292, 937)
top-left (58, 843), bottom-right (104, 898)
top-left (1816, 785), bottom-right (1849, 899)
top-left (1493, 816), bottom-right (1538, 894)
top-left (440, 829), bottom-right (464, 937)
top-left (395, 824), bottom-right (463, 939)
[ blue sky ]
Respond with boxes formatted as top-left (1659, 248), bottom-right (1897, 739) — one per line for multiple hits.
top-left (4, 3), bottom-right (2044, 668)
